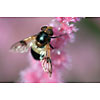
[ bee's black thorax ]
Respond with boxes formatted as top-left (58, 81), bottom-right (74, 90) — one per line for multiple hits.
top-left (36, 31), bottom-right (51, 48)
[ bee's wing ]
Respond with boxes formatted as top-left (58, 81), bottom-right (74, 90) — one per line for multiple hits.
top-left (41, 44), bottom-right (52, 77)
top-left (10, 35), bottom-right (36, 53)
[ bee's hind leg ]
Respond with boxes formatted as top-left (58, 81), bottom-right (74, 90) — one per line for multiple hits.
top-left (49, 44), bottom-right (54, 49)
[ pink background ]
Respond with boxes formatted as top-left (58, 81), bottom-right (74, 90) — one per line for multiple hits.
top-left (0, 17), bottom-right (100, 82)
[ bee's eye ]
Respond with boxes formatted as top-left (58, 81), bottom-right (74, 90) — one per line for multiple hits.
top-left (41, 26), bottom-right (47, 31)
top-left (46, 29), bottom-right (53, 36)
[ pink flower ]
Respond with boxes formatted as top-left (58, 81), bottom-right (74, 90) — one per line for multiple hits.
top-left (20, 17), bottom-right (81, 83)
top-left (20, 53), bottom-right (61, 83)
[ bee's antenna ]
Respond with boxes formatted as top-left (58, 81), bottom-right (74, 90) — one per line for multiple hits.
top-left (50, 33), bottom-right (67, 39)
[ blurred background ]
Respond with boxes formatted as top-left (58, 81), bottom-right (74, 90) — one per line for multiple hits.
top-left (0, 17), bottom-right (100, 83)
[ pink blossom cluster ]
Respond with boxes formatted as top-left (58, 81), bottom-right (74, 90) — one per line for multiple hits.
top-left (20, 17), bottom-right (81, 83)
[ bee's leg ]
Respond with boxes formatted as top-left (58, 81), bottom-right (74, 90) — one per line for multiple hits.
top-left (41, 58), bottom-right (47, 72)
top-left (42, 57), bottom-right (52, 77)
top-left (46, 57), bottom-right (52, 77)
top-left (49, 44), bottom-right (54, 49)
top-left (50, 33), bottom-right (67, 39)
top-left (41, 44), bottom-right (52, 77)
top-left (46, 44), bottom-right (52, 77)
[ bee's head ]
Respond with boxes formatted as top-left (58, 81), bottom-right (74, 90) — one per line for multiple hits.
top-left (41, 26), bottom-right (53, 36)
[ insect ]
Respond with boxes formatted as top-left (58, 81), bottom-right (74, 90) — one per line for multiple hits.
top-left (10, 26), bottom-right (67, 77)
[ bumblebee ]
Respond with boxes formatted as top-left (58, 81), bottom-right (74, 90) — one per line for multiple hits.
top-left (10, 26), bottom-right (66, 77)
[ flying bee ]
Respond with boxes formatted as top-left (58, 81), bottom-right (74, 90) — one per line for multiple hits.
top-left (10, 26), bottom-right (67, 77)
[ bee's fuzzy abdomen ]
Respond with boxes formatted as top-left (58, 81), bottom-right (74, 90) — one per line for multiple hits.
top-left (31, 48), bottom-right (40, 60)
